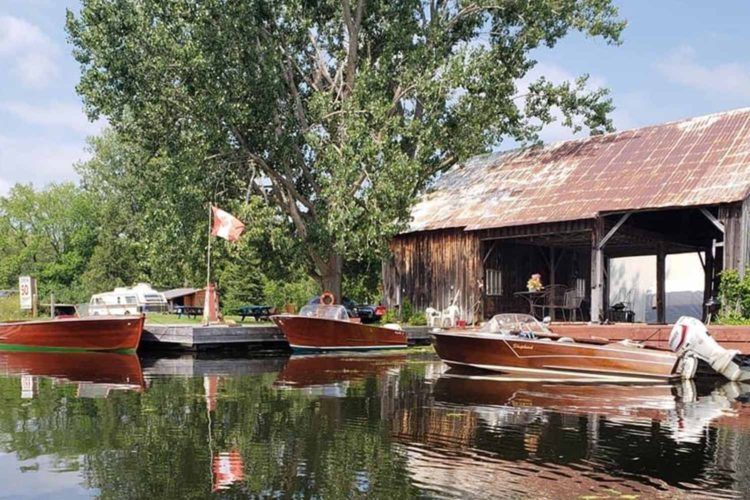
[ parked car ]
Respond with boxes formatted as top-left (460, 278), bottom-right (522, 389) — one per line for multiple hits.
top-left (307, 296), bottom-right (386, 324)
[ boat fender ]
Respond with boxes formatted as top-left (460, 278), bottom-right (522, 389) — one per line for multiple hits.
top-left (320, 292), bottom-right (336, 305)
top-left (383, 323), bottom-right (401, 330)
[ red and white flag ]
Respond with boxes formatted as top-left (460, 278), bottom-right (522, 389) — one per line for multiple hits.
top-left (211, 206), bottom-right (245, 243)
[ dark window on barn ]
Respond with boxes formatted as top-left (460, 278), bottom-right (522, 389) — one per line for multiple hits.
top-left (486, 268), bottom-right (502, 296)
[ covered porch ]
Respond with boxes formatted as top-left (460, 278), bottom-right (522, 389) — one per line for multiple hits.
top-left (477, 206), bottom-right (725, 324)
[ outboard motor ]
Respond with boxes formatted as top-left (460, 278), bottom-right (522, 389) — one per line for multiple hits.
top-left (669, 316), bottom-right (750, 382)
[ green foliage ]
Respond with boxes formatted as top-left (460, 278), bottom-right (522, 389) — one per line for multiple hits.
top-left (262, 276), bottom-right (320, 312)
top-left (407, 311), bottom-right (427, 326)
top-left (67, 0), bottom-right (626, 297)
top-left (381, 309), bottom-right (399, 324)
top-left (401, 298), bottom-right (414, 323)
top-left (0, 295), bottom-right (27, 322)
top-left (0, 183), bottom-right (99, 303)
top-left (717, 269), bottom-right (750, 323)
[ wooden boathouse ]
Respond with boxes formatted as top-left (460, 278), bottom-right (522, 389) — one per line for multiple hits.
top-left (383, 108), bottom-right (750, 325)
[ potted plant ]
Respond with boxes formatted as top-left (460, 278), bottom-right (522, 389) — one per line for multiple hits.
top-left (527, 274), bottom-right (543, 292)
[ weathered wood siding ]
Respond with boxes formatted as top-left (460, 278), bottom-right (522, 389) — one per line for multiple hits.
top-left (383, 229), bottom-right (482, 323)
top-left (720, 199), bottom-right (750, 275)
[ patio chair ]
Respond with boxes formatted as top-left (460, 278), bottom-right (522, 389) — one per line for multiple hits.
top-left (531, 285), bottom-right (568, 319)
top-left (560, 289), bottom-right (584, 322)
top-left (441, 305), bottom-right (460, 328)
top-left (425, 307), bottom-right (442, 328)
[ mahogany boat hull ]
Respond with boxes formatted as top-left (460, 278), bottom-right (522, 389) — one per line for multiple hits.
top-left (432, 331), bottom-right (680, 380)
top-left (271, 315), bottom-right (407, 351)
top-left (0, 315), bottom-right (144, 352)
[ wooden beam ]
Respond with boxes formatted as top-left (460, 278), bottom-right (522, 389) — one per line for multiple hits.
top-left (700, 207), bottom-right (725, 234)
top-left (598, 212), bottom-right (631, 249)
top-left (656, 243), bottom-right (666, 324)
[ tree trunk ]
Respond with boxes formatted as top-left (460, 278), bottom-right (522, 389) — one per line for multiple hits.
top-left (318, 253), bottom-right (343, 303)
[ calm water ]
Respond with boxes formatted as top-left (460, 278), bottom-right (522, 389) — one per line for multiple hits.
top-left (0, 349), bottom-right (749, 499)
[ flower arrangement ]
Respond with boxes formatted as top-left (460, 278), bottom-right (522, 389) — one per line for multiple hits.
top-left (527, 274), bottom-right (543, 292)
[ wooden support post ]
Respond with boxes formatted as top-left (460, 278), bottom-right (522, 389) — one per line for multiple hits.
top-left (549, 246), bottom-right (556, 321)
top-left (603, 256), bottom-right (610, 321)
top-left (703, 246), bottom-right (714, 322)
top-left (590, 219), bottom-right (604, 323)
top-left (656, 243), bottom-right (666, 324)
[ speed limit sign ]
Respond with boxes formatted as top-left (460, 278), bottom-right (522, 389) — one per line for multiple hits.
top-left (19, 276), bottom-right (36, 310)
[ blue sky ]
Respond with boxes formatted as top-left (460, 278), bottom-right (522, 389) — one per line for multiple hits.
top-left (1, 0), bottom-right (750, 194)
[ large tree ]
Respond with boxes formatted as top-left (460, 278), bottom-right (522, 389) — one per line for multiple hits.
top-left (67, 0), bottom-right (625, 298)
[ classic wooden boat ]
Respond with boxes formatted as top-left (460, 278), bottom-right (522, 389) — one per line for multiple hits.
top-left (433, 313), bottom-right (681, 380)
top-left (0, 350), bottom-right (145, 390)
top-left (272, 304), bottom-right (407, 351)
top-left (0, 315), bottom-right (145, 352)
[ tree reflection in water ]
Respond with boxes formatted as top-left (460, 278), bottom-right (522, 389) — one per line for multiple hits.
top-left (0, 351), bottom-right (748, 498)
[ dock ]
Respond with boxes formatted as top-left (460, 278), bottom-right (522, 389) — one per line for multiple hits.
top-left (141, 323), bottom-right (433, 351)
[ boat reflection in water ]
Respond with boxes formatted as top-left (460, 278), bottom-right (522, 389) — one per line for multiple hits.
top-left (274, 351), bottom-right (408, 396)
top-left (0, 350), bottom-right (144, 398)
top-left (391, 365), bottom-right (750, 498)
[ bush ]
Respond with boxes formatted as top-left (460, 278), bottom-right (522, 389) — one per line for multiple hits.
top-left (401, 298), bottom-right (413, 323)
top-left (717, 268), bottom-right (750, 322)
top-left (407, 312), bottom-right (427, 326)
top-left (381, 309), bottom-right (399, 324)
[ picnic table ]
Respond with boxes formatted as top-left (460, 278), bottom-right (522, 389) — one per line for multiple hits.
top-left (237, 305), bottom-right (274, 322)
top-left (175, 305), bottom-right (204, 319)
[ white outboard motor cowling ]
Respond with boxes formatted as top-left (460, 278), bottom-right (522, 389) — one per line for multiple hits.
top-left (669, 316), bottom-right (750, 382)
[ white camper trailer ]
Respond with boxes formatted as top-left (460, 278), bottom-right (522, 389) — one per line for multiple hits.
top-left (89, 283), bottom-right (167, 315)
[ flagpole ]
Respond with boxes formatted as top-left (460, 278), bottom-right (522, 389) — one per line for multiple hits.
top-left (204, 203), bottom-right (213, 326)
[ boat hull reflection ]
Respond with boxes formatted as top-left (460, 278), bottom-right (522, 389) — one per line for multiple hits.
top-left (275, 352), bottom-right (408, 389)
top-left (0, 350), bottom-right (145, 393)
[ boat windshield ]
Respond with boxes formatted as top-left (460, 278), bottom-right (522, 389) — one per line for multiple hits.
top-left (298, 304), bottom-right (349, 321)
top-left (482, 314), bottom-right (550, 336)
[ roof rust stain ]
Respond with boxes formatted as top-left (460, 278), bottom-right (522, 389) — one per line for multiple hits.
top-left (407, 108), bottom-right (750, 233)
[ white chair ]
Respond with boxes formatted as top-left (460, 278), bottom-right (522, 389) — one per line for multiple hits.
top-left (425, 307), bottom-right (442, 328)
top-left (441, 305), bottom-right (460, 328)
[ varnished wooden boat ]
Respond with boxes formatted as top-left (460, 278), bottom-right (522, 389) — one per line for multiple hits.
top-left (0, 350), bottom-right (145, 389)
top-left (0, 315), bottom-right (144, 352)
top-left (272, 304), bottom-right (407, 351)
top-left (433, 314), bottom-right (680, 380)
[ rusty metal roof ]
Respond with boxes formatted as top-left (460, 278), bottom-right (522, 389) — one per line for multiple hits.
top-left (407, 108), bottom-right (750, 233)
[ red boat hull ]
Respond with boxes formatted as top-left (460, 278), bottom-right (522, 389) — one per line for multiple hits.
top-left (433, 331), bottom-right (680, 380)
top-left (272, 315), bottom-right (407, 351)
top-left (0, 315), bottom-right (144, 352)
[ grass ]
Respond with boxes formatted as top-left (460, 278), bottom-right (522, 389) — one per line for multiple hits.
top-left (0, 295), bottom-right (30, 322)
top-left (144, 312), bottom-right (274, 326)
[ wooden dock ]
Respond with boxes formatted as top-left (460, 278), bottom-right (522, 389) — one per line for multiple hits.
top-left (141, 323), bottom-right (433, 350)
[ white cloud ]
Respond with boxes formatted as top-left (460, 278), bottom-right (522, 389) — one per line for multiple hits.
top-left (0, 134), bottom-right (86, 194)
top-left (656, 45), bottom-right (750, 100)
top-left (0, 15), bottom-right (59, 87)
top-left (0, 100), bottom-right (105, 135)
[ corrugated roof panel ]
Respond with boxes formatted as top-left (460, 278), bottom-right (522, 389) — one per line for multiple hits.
top-left (406, 108), bottom-right (750, 233)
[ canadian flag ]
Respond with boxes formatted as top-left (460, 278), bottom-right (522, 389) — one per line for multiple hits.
top-left (211, 206), bottom-right (245, 242)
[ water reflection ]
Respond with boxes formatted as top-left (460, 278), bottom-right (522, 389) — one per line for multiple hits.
top-left (0, 350), bottom-right (747, 498)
